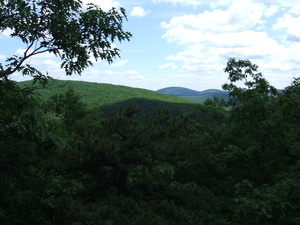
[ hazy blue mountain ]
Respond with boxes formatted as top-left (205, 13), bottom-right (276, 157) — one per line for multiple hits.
top-left (157, 87), bottom-right (229, 102)
top-left (156, 87), bottom-right (200, 96)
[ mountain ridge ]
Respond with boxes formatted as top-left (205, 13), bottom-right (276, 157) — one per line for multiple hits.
top-left (157, 87), bottom-right (229, 102)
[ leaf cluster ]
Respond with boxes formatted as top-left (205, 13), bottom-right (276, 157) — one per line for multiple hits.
top-left (0, 0), bottom-right (131, 79)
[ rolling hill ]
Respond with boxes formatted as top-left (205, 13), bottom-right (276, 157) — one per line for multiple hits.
top-left (18, 80), bottom-right (203, 117)
top-left (155, 87), bottom-right (200, 96)
top-left (157, 87), bottom-right (229, 102)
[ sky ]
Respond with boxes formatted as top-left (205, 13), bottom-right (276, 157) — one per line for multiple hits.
top-left (1, 0), bottom-right (300, 91)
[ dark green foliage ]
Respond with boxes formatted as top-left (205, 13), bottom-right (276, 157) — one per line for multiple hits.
top-left (180, 92), bottom-right (228, 102)
top-left (215, 58), bottom-right (300, 224)
top-left (1, 57), bottom-right (300, 224)
top-left (100, 98), bottom-right (202, 117)
top-left (47, 87), bottom-right (89, 132)
top-left (0, 83), bottom-right (70, 224)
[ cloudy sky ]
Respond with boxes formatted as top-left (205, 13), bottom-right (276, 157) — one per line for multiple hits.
top-left (1, 0), bottom-right (300, 91)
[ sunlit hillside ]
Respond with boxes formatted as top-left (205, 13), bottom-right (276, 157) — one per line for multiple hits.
top-left (18, 80), bottom-right (203, 117)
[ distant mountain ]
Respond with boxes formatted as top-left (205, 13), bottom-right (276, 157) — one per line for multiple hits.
top-left (157, 87), bottom-right (229, 102)
top-left (200, 89), bottom-right (227, 94)
top-left (157, 87), bottom-right (200, 96)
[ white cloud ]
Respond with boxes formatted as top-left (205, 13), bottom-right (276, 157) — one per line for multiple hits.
top-left (286, 34), bottom-right (300, 42)
top-left (274, 13), bottom-right (300, 42)
top-left (265, 5), bottom-right (279, 17)
top-left (121, 70), bottom-right (139, 76)
top-left (24, 66), bottom-right (144, 88)
top-left (0, 28), bottom-right (13, 39)
top-left (85, 69), bottom-right (139, 77)
top-left (160, 0), bottom-right (298, 89)
top-left (71, 68), bottom-right (144, 87)
top-left (274, 0), bottom-right (300, 7)
top-left (161, 1), bottom-right (267, 48)
top-left (161, 2), bottom-right (265, 37)
top-left (152, 0), bottom-right (232, 8)
top-left (247, 0), bottom-right (300, 7)
top-left (0, 55), bottom-right (5, 60)
top-left (158, 62), bottom-right (177, 69)
top-left (130, 6), bottom-right (148, 17)
top-left (152, 0), bottom-right (202, 7)
top-left (289, 4), bottom-right (300, 15)
top-left (43, 59), bottom-right (57, 66)
top-left (111, 59), bottom-right (128, 67)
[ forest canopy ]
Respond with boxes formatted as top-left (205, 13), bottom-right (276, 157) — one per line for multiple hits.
top-left (1, 57), bottom-right (299, 224)
top-left (0, 0), bottom-right (299, 224)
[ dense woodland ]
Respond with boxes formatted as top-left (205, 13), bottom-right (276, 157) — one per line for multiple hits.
top-left (1, 58), bottom-right (300, 224)
top-left (1, 0), bottom-right (300, 224)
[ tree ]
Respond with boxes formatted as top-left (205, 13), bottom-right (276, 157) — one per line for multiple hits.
top-left (222, 57), bottom-right (277, 111)
top-left (48, 87), bottom-right (88, 133)
top-left (273, 77), bottom-right (300, 160)
top-left (220, 58), bottom-right (277, 184)
top-left (0, 85), bottom-right (99, 224)
top-left (0, 90), bottom-right (68, 224)
top-left (0, 0), bottom-right (131, 81)
top-left (0, 1), bottom-right (131, 224)
top-left (70, 104), bottom-right (217, 224)
top-left (215, 58), bottom-right (300, 224)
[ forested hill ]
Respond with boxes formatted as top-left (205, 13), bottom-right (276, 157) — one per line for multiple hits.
top-left (18, 80), bottom-right (202, 117)
top-left (3, 59), bottom-right (300, 225)
top-left (157, 87), bottom-right (229, 102)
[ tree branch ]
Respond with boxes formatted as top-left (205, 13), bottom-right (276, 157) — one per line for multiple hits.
top-left (7, 40), bottom-right (50, 76)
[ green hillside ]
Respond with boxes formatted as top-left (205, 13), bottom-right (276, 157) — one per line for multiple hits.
top-left (18, 80), bottom-right (201, 117)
